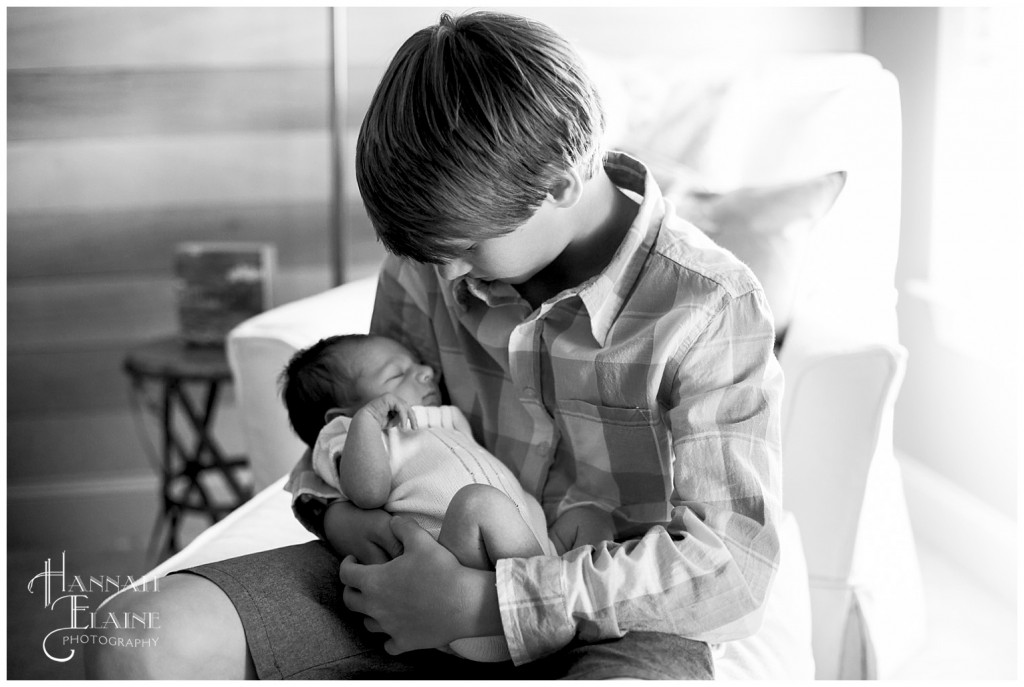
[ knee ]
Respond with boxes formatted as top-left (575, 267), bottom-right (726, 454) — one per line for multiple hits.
top-left (449, 484), bottom-right (512, 521)
top-left (84, 574), bottom-right (253, 679)
top-left (84, 586), bottom-right (166, 679)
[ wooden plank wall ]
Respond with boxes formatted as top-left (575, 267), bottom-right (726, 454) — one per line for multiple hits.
top-left (7, 6), bottom-right (859, 553)
top-left (6, 7), bottom-right (385, 551)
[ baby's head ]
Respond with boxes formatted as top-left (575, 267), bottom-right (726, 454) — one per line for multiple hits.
top-left (280, 334), bottom-right (440, 447)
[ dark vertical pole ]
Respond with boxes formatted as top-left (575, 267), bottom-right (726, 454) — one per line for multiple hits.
top-left (327, 7), bottom-right (348, 286)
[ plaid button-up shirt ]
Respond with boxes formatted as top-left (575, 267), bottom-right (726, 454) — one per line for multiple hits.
top-left (357, 152), bottom-right (783, 664)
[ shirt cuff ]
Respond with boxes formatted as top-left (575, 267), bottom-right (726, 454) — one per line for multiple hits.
top-left (495, 555), bottom-right (575, 665)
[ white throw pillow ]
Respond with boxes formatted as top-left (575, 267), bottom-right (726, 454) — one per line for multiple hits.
top-left (664, 170), bottom-right (847, 338)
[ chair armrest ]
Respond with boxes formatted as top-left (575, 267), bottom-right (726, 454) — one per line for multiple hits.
top-left (779, 341), bottom-right (906, 579)
top-left (227, 277), bottom-right (378, 490)
top-left (778, 337), bottom-right (925, 678)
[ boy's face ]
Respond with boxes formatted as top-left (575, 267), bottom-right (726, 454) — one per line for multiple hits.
top-left (344, 338), bottom-right (441, 409)
top-left (437, 197), bottom-right (571, 285)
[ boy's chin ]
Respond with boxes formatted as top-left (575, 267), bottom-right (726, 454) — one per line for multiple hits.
top-left (484, 270), bottom-right (540, 285)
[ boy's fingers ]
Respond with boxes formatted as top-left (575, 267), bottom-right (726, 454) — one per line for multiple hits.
top-left (341, 583), bottom-right (364, 614)
top-left (358, 544), bottom-right (390, 565)
top-left (338, 554), bottom-right (367, 589)
top-left (389, 515), bottom-right (432, 547)
top-left (373, 532), bottom-right (403, 560)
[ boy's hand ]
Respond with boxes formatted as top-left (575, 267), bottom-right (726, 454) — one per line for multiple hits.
top-left (358, 393), bottom-right (417, 431)
top-left (324, 501), bottom-right (401, 565)
top-left (338, 516), bottom-right (502, 654)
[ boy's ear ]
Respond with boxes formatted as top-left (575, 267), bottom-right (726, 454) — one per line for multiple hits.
top-left (547, 168), bottom-right (584, 209)
top-left (324, 407), bottom-right (351, 423)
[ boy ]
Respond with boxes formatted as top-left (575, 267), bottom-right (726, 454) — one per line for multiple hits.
top-left (87, 11), bottom-right (781, 680)
top-left (279, 333), bottom-right (612, 661)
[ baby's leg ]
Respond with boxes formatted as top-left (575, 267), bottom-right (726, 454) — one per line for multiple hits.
top-left (439, 484), bottom-right (545, 571)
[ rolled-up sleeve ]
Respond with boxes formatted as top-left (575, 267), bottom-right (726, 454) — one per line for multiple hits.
top-left (284, 449), bottom-right (344, 539)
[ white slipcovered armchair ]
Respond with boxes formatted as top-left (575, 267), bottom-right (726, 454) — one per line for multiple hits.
top-left (129, 53), bottom-right (925, 679)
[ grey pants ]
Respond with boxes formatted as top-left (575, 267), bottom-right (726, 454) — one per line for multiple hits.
top-left (176, 541), bottom-right (714, 680)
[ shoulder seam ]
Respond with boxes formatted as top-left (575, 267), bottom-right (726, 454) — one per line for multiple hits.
top-left (649, 247), bottom-right (760, 300)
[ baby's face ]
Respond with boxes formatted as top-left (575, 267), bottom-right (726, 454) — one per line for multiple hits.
top-left (346, 338), bottom-right (441, 408)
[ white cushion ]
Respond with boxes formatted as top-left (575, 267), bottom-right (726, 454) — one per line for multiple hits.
top-left (714, 512), bottom-right (816, 679)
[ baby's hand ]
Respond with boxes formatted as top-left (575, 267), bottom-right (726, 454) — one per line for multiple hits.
top-left (359, 393), bottom-right (417, 431)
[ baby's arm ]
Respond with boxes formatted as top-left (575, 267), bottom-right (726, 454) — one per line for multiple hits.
top-left (438, 484), bottom-right (546, 571)
top-left (550, 506), bottom-right (616, 555)
top-left (339, 393), bottom-right (415, 509)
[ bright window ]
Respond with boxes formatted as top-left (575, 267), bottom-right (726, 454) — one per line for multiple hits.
top-left (927, 6), bottom-right (1023, 364)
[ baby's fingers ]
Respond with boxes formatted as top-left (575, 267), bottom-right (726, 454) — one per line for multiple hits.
top-left (404, 402), bottom-right (418, 430)
top-left (398, 400), bottom-right (418, 430)
top-left (386, 396), bottom-right (415, 429)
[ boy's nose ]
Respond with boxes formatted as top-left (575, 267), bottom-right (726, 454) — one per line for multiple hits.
top-left (438, 258), bottom-right (472, 281)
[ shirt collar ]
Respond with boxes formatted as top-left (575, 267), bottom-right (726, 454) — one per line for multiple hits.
top-left (577, 152), bottom-right (663, 345)
top-left (451, 151), bottom-right (665, 345)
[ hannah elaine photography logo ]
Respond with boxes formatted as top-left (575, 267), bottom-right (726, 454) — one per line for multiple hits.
top-left (26, 551), bottom-right (162, 662)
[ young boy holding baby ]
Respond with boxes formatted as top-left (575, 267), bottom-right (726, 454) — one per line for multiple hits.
top-left (88, 11), bottom-right (782, 679)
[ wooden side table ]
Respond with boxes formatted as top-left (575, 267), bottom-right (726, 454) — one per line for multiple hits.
top-left (124, 336), bottom-right (254, 560)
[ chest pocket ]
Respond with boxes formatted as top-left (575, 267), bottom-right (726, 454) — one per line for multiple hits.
top-left (555, 399), bottom-right (673, 525)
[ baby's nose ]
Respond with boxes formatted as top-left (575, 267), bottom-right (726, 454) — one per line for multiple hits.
top-left (416, 364), bottom-right (434, 382)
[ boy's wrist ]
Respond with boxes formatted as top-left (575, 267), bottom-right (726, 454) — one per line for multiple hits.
top-left (324, 501), bottom-right (398, 564)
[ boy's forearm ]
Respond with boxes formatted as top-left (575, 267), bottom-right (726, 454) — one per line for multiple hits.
top-left (323, 500), bottom-right (397, 564)
top-left (339, 413), bottom-right (392, 508)
top-left (322, 501), bottom-right (353, 556)
top-left (497, 513), bottom-right (779, 664)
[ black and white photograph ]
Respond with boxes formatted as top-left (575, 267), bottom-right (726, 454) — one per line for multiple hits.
top-left (5, 4), bottom-right (1021, 681)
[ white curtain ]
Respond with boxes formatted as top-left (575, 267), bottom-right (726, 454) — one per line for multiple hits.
top-left (929, 6), bottom-right (1024, 363)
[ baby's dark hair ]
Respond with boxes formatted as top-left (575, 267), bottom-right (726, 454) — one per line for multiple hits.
top-left (355, 11), bottom-right (606, 264)
top-left (279, 334), bottom-right (370, 447)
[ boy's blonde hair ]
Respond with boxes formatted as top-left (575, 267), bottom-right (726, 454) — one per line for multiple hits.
top-left (355, 11), bottom-right (606, 264)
